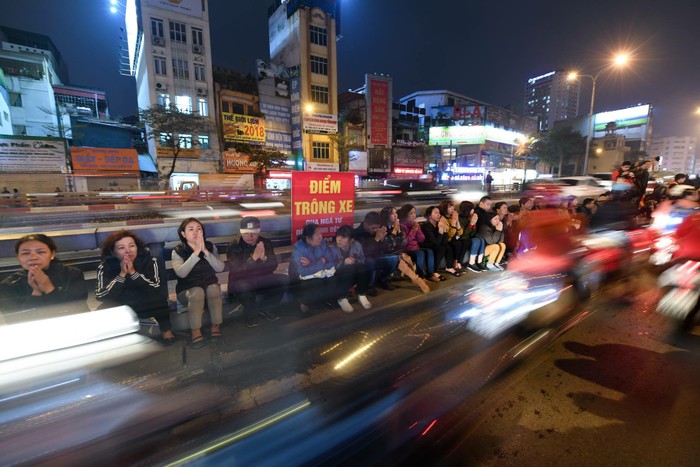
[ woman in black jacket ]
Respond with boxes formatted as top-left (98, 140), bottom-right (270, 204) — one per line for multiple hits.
top-left (95, 230), bottom-right (175, 344)
top-left (0, 234), bottom-right (87, 312)
top-left (476, 211), bottom-right (506, 271)
top-left (420, 206), bottom-right (461, 278)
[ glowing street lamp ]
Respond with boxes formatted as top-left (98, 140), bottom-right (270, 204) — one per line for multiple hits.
top-left (568, 52), bottom-right (631, 175)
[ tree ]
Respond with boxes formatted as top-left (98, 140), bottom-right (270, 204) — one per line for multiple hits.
top-left (139, 104), bottom-right (209, 184)
top-left (531, 127), bottom-right (586, 176)
top-left (228, 142), bottom-right (288, 180)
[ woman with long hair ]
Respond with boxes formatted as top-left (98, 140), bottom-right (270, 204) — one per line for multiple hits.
top-left (96, 229), bottom-right (175, 344)
top-left (398, 204), bottom-right (442, 283)
top-left (438, 200), bottom-right (469, 271)
top-left (171, 218), bottom-right (225, 349)
top-left (457, 201), bottom-right (487, 273)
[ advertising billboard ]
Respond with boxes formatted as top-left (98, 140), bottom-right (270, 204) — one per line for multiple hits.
top-left (291, 172), bottom-right (355, 240)
top-left (223, 113), bottom-right (266, 144)
top-left (302, 112), bottom-right (338, 134)
top-left (429, 126), bottom-right (526, 146)
top-left (393, 147), bottom-right (424, 168)
top-left (594, 104), bottom-right (650, 131)
top-left (0, 136), bottom-right (66, 172)
top-left (349, 150), bottom-right (368, 175)
top-left (71, 148), bottom-right (139, 173)
top-left (147, 0), bottom-right (202, 17)
top-left (290, 77), bottom-right (302, 150)
top-left (431, 105), bottom-right (486, 126)
top-left (366, 75), bottom-right (392, 147)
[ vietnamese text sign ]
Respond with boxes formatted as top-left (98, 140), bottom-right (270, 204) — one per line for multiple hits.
top-left (368, 78), bottom-right (389, 145)
top-left (260, 102), bottom-right (291, 124)
top-left (291, 172), bottom-right (355, 240)
top-left (290, 77), bottom-right (302, 150)
top-left (302, 112), bottom-right (338, 134)
top-left (71, 147), bottom-right (139, 173)
top-left (223, 151), bottom-right (257, 173)
top-left (0, 136), bottom-right (66, 172)
top-left (156, 146), bottom-right (203, 158)
top-left (223, 113), bottom-right (266, 143)
top-left (265, 130), bottom-right (292, 151)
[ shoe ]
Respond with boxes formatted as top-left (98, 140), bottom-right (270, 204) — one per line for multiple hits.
top-left (358, 295), bottom-right (372, 309)
top-left (366, 287), bottom-right (378, 297)
top-left (445, 268), bottom-right (462, 277)
top-left (428, 276), bottom-right (441, 282)
top-left (259, 310), bottom-right (279, 321)
top-left (190, 335), bottom-right (206, 349)
top-left (477, 263), bottom-right (489, 272)
top-left (466, 263), bottom-right (482, 273)
top-left (379, 282), bottom-right (397, 291)
top-left (210, 329), bottom-right (223, 342)
top-left (162, 336), bottom-right (176, 346)
top-left (493, 263), bottom-right (505, 271)
top-left (246, 315), bottom-right (261, 328)
top-left (485, 263), bottom-right (500, 271)
top-left (338, 297), bottom-right (354, 313)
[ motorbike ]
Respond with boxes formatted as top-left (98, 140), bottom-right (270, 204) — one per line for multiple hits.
top-left (656, 260), bottom-right (700, 332)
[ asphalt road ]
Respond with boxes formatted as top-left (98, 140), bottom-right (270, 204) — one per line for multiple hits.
top-left (424, 270), bottom-right (700, 466)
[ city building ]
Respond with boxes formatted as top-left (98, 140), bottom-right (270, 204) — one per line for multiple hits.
top-left (123, 0), bottom-right (220, 181)
top-left (0, 25), bottom-right (67, 137)
top-left (267, 0), bottom-right (341, 171)
top-left (525, 70), bottom-right (580, 131)
top-left (554, 103), bottom-right (654, 173)
top-left (649, 136), bottom-right (697, 175)
top-left (399, 89), bottom-right (538, 183)
top-left (54, 84), bottom-right (110, 120)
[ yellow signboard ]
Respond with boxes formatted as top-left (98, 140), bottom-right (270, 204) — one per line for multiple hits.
top-left (223, 151), bottom-right (257, 173)
top-left (223, 113), bottom-right (266, 143)
top-left (156, 146), bottom-right (202, 158)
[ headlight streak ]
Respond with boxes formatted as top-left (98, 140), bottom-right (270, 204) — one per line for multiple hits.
top-left (165, 400), bottom-right (311, 466)
top-left (320, 341), bottom-right (344, 356)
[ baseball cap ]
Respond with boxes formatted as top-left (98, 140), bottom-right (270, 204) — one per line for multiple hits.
top-left (240, 216), bottom-right (261, 233)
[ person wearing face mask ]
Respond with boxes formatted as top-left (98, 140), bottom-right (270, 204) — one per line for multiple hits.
top-left (95, 230), bottom-right (175, 345)
top-left (0, 234), bottom-right (87, 312)
top-left (172, 217), bottom-right (225, 349)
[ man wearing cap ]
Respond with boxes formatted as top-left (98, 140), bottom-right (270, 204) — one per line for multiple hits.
top-left (227, 216), bottom-right (287, 327)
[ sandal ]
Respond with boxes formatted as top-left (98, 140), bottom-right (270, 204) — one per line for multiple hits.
top-left (191, 335), bottom-right (206, 349)
top-left (210, 329), bottom-right (223, 342)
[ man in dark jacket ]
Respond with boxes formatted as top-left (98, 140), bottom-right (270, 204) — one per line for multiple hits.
top-left (227, 217), bottom-right (287, 327)
top-left (352, 211), bottom-right (400, 290)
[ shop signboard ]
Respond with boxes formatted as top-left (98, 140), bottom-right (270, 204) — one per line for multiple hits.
top-left (0, 136), bottom-right (65, 172)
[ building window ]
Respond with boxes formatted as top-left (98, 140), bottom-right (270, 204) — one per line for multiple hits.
top-left (198, 98), bottom-right (208, 117)
top-left (310, 85), bottom-right (329, 104)
top-left (310, 55), bottom-right (328, 75)
top-left (231, 102), bottom-right (245, 114)
top-left (156, 93), bottom-right (170, 107)
top-left (8, 92), bottom-right (22, 107)
top-left (159, 132), bottom-right (171, 146)
top-left (154, 56), bottom-right (167, 75)
top-left (169, 21), bottom-right (187, 43)
top-left (172, 58), bottom-right (189, 79)
top-left (192, 27), bottom-right (203, 45)
top-left (194, 63), bottom-right (205, 81)
top-left (198, 135), bottom-right (210, 149)
top-left (175, 95), bottom-right (192, 113)
top-left (221, 101), bottom-right (230, 113)
top-left (151, 18), bottom-right (164, 38)
top-left (312, 141), bottom-right (330, 160)
top-left (179, 134), bottom-right (193, 149)
top-left (310, 25), bottom-right (327, 46)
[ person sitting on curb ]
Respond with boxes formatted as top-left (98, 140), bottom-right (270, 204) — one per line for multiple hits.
top-left (399, 204), bottom-right (442, 284)
top-left (95, 230), bottom-right (175, 345)
top-left (353, 211), bottom-right (400, 291)
top-left (420, 206), bottom-right (461, 277)
top-left (476, 211), bottom-right (507, 271)
top-left (331, 225), bottom-right (372, 311)
top-left (382, 205), bottom-right (430, 293)
top-left (457, 201), bottom-right (487, 273)
top-left (439, 200), bottom-right (469, 272)
top-left (227, 216), bottom-right (287, 328)
top-left (289, 223), bottom-right (348, 313)
top-left (0, 234), bottom-right (87, 313)
top-left (172, 217), bottom-right (225, 349)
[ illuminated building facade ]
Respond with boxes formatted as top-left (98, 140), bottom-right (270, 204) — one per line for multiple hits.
top-left (525, 70), bottom-right (580, 131)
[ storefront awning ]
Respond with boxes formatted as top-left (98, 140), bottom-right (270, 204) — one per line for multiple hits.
top-left (138, 154), bottom-right (158, 173)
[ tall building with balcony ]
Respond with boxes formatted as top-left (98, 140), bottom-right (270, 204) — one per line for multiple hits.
top-left (649, 136), bottom-right (697, 175)
top-left (267, 0), bottom-right (341, 171)
top-left (124, 0), bottom-right (220, 178)
top-left (0, 26), bottom-right (67, 137)
top-left (525, 70), bottom-right (579, 131)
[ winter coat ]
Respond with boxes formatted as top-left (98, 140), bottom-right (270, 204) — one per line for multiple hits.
top-left (0, 261), bottom-right (87, 311)
top-left (171, 241), bottom-right (225, 294)
top-left (226, 236), bottom-right (278, 282)
top-left (400, 221), bottom-right (425, 252)
top-left (289, 239), bottom-right (336, 280)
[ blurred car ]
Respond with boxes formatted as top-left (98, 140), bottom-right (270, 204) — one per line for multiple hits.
top-left (550, 176), bottom-right (608, 199)
top-left (355, 179), bottom-right (451, 203)
top-left (589, 173), bottom-right (613, 190)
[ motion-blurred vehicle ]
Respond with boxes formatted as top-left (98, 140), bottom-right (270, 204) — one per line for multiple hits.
top-left (589, 173), bottom-right (613, 190)
top-left (656, 260), bottom-right (700, 331)
top-left (355, 179), bottom-right (452, 203)
top-left (550, 176), bottom-right (608, 199)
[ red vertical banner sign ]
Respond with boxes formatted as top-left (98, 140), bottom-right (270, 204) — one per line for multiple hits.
top-left (291, 172), bottom-right (355, 241)
top-left (369, 78), bottom-right (389, 145)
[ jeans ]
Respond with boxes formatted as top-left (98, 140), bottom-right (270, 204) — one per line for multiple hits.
top-left (406, 248), bottom-right (435, 277)
top-left (469, 237), bottom-right (486, 256)
top-left (366, 254), bottom-right (400, 286)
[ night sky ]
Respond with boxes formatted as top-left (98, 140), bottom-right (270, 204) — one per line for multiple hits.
top-left (3, 0), bottom-right (700, 138)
